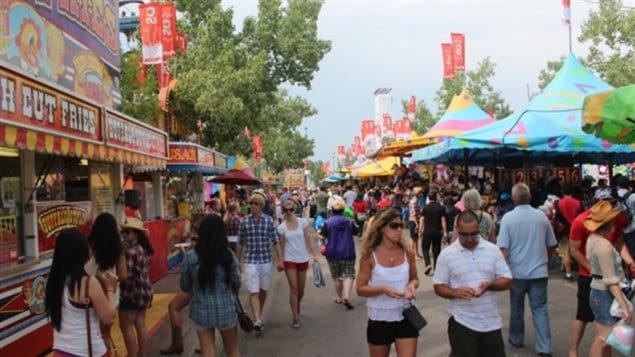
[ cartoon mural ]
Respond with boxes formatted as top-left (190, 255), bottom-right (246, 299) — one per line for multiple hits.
top-left (1, 1), bottom-right (120, 108)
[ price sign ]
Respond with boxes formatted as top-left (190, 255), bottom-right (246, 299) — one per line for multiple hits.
top-left (555, 168), bottom-right (567, 184)
top-left (570, 167), bottom-right (581, 185)
top-left (514, 169), bottom-right (525, 183)
top-left (529, 169), bottom-right (540, 185)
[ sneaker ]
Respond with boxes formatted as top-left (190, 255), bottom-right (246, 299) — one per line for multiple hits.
top-left (254, 319), bottom-right (263, 332)
top-left (292, 319), bottom-right (300, 328)
top-left (564, 273), bottom-right (576, 282)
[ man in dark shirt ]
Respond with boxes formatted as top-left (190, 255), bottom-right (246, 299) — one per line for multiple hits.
top-left (420, 191), bottom-right (447, 275)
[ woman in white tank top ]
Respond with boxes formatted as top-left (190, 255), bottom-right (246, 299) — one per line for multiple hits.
top-left (356, 208), bottom-right (420, 357)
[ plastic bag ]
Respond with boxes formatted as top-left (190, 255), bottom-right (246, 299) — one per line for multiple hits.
top-left (610, 295), bottom-right (633, 318)
top-left (605, 321), bottom-right (634, 356)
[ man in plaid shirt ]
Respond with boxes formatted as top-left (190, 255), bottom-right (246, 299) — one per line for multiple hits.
top-left (236, 193), bottom-right (284, 333)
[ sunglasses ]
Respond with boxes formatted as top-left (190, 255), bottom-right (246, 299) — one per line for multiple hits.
top-left (283, 207), bottom-right (295, 212)
top-left (121, 229), bottom-right (133, 235)
top-left (457, 231), bottom-right (480, 239)
top-left (387, 222), bottom-right (403, 230)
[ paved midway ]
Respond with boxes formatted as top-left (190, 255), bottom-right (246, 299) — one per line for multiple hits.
top-left (148, 239), bottom-right (594, 356)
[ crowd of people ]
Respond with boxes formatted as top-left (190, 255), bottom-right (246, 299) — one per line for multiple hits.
top-left (43, 165), bottom-right (635, 357)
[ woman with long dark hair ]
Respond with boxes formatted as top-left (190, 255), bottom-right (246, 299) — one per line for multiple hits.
top-left (46, 229), bottom-right (118, 357)
top-left (119, 217), bottom-right (154, 357)
top-left (181, 214), bottom-right (241, 357)
top-left (86, 213), bottom-right (128, 356)
top-left (356, 208), bottom-right (419, 357)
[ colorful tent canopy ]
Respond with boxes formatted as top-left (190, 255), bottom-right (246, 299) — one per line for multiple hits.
top-left (351, 157), bottom-right (400, 178)
top-left (208, 169), bottom-right (261, 185)
top-left (321, 173), bottom-right (350, 183)
top-left (412, 53), bottom-right (635, 165)
top-left (582, 84), bottom-right (635, 144)
top-left (375, 89), bottom-right (495, 158)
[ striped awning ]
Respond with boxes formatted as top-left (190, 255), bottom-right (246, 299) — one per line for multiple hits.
top-left (0, 125), bottom-right (166, 170)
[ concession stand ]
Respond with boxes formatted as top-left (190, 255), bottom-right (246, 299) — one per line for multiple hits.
top-left (0, 1), bottom-right (170, 355)
top-left (164, 141), bottom-right (228, 267)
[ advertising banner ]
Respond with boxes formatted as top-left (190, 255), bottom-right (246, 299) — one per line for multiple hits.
top-left (441, 43), bottom-right (455, 79)
top-left (37, 201), bottom-right (92, 252)
top-left (451, 33), bottom-right (465, 71)
top-left (160, 3), bottom-right (177, 58)
top-left (105, 109), bottom-right (168, 159)
top-left (407, 96), bottom-right (416, 120)
top-left (2, 0), bottom-right (120, 108)
top-left (139, 2), bottom-right (163, 64)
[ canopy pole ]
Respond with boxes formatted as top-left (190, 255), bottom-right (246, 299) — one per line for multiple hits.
top-left (607, 155), bottom-right (614, 185)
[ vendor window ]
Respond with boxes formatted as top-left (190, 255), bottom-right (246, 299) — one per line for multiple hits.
top-left (35, 155), bottom-right (90, 202)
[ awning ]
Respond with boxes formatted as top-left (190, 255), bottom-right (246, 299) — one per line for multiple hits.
top-left (167, 142), bottom-right (228, 175)
top-left (166, 164), bottom-right (227, 175)
top-left (0, 124), bottom-right (166, 170)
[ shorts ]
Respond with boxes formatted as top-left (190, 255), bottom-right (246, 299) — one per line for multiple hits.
top-left (118, 298), bottom-right (146, 312)
top-left (284, 261), bottom-right (309, 271)
top-left (590, 288), bottom-right (620, 325)
top-left (408, 221), bottom-right (418, 241)
top-left (576, 276), bottom-right (594, 322)
top-left (245, 262), bottom-right (272, 293)
top-left (558, 236), bottom-right (570, 257)
top-left (327, 259), bottom-right (356, 280)
top-left (366, 319), bottom-right (419, 345)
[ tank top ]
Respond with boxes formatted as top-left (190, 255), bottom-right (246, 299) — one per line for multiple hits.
top-left (367, 252), bottom-right (410, 322)
top-left (85, 256), bottom-right (120, 303)
top-left (53, 283), bottom-right (107, 357)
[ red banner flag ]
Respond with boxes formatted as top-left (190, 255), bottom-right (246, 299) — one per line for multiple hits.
top-left (450, 33), bottom-right (465, 71)
top-left (562, 0), bottom-right (571, 25)
top-left (382, 113), bottom-right (393, 132)
top-left (253, 135), bottom-right (263, 163)
top-left (407, 96), bottom-right (416, 120)
top-left (361, 120), bottom-right (374, 141)
top-left (337, 145), bottom-right (346, 158)
top-left (374, 124), bottom-right (382, 138)
top-left (156, 58), bottom-right (173, 90)
top-left (354, 136), bottom-right (361, 148)
top-left (176, 32), bottom-right (187, 53)
top-left (139, 3), bottom-right (163, 64)
top-left (161, 3), bottom-right (177, 58)
top-left (441, 43), bottom-right (455, 79)
top-left (322, 162), bottom-right (330, 174)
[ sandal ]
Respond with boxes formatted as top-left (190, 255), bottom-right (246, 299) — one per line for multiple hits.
top-left (334, 298), bottom-right (343, 304)
top-left (343, 299), bottom-right (354, 310)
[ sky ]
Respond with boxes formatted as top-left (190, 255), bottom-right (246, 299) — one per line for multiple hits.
top-left (222, 0), bottom-right (605, 164)
top-left (122, 0), bottom-right (622, 164)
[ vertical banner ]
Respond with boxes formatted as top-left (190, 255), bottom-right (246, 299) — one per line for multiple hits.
top-left (450, 33), bottom-right (465, 71)
top-left (354, 136), bottom-right (361, 149)
top-left (441, 43), bottom-right (455, 79)
top-left (322, 162), bottom-right (331, 174)
top-left (161, 3), bottom-right (177, 58)
top-left (407, 96), bottom-right (416, 120)
top-left (382, 113), bottom-right (394, 139)
top-left (156, 59), bottom-right (174, 90)
top-left (139, 3), bottom-right (163, 64)
top-left (252, 135), bottom-right (263, 163)
top-left (176, 32), bottom-right (188, 53)
top-left (562, 0), bottom-right (571, 25)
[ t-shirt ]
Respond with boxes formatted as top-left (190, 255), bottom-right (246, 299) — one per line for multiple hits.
top-left (558, 196), bottom-right (581, 224)
top-left (421, 202), bottom-right (447, 233)
top-left (343, 190), bottom-right (357, 207)
top-left (277, 218), bottom-right (310, 263)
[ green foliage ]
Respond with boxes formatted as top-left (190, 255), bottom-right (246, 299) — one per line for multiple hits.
top-left (435, 58), bottom-right (512, 120)
top-left (579, 0), bottom-right (635, 87)
top-left (536, 56), bottom-right (566, 92)
top-left (119, 51), bottom-right (162, 125)
top-left (308, 160), bottom-right (326, 185)
top-left (262, 129), bottom-right (314, 172)
top-left (173, 0), bottom-right (330, 168)
top-left (400, 99), bottom-right (435, 135)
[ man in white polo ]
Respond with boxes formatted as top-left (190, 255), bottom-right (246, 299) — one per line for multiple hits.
top-left (433, 210), bottom-right (512, 357)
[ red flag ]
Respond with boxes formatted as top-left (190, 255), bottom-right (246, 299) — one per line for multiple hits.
top-left (156, 58), bottom-right (173, 90)
top-left (407, 96), bottom-right (416, 120)
top-left (252, 135), bottom-right (263, 163)
top-left (160, 3), bottom-right (177, 58)
top-left (374, 124), bottom-right (382, 138)
top-left (139, 3), bottom-right (163, 64)
top-left (361, 120), bottom-right (374, 141)
top-left (441, 43), bottom-right (455, 79)
top-left (176, 32), bottom-right (187, 53)
top-left (337, 145), bottom-right (346, 158)
top-left (562, 0), bottom-right (571, 25)
top-left (382, 113), bottom-right (393, 132)
top-left (354, 136), bottom-right (361, 148)
top-left (322, 162), bottom-right (330, 174)
top-left (450, 33), bottom-right (465, 71)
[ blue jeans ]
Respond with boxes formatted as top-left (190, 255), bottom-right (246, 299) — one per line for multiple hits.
top-left (509, 278), bottom-right (552, 354)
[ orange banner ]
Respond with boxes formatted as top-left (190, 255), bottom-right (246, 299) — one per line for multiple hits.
top-left (160, 3), bottom-right (177, 58)
top-left (441, 43), bottom-right (455, 79)
top-left (451, 33), bottom-right (465, 71)
top-left (139, 3), bottom-right (163, 64)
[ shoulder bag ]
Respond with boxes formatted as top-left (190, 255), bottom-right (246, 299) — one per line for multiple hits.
top-left (84, 277), bottom-right (93, 357)
top-left (235, 295), bottom-right (254, 332)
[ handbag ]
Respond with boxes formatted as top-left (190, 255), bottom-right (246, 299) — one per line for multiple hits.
top-left (84, 277), bottom-right (93, 357)
top-left (235, 295), bottom-right (254, 332)
top-left (402, 301), bottom-right (427, 331)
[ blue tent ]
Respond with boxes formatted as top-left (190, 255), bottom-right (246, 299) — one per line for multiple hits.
top-left (412, 53), bottom-right (635, 165)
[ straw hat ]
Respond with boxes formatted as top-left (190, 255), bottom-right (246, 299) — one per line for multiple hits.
top-left (120, 217), bottom-right (149, 238)
top-left (412, 186), bottom-right (423, 195)
top-left (583, 200), bottom-right (621, 232)
top-left (331, 199), bottom-right (346, 210)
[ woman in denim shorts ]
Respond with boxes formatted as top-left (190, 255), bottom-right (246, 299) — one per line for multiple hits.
top-left (585, 201), bottom-right (632, 357)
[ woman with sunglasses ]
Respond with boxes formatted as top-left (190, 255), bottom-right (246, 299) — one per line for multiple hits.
top-left (85, 213), bottom-right (128, 357)
top-left (356, 208), bottom-right (419, 357)
top-left (119, 217), bottom-right (154, 357)
top-left (278, 198), bottom-right (318, 328)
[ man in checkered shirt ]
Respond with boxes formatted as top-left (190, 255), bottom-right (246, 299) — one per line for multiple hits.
top-left (236, 193), bottom-right (284, 333)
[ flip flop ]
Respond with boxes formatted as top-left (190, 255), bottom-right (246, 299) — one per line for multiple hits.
top-left (334, 298), bottom-right (343, 304)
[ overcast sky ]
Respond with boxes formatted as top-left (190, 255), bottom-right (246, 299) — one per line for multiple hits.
top-left (222, 0), bottom-right (616, 163)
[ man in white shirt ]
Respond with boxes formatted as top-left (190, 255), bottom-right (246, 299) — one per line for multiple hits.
top-left (433, 210), bottom-right (512, 357)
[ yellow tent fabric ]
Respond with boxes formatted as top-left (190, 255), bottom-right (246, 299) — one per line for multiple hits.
top-left (353, 157), bottom-right (400, 178)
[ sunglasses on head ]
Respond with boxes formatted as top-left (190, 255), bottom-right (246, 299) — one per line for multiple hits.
top-left (457, 231), bottom-right (480, 239)
top-left (387, 222), bottom-right (403, 229)
top-left (283, 207), bottom-right (295, 212)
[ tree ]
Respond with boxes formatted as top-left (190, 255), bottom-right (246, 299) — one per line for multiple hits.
top-left (434, 58), bottom-right (512, 120)
top-left (579, 0), bottom-right (635, 87)
top-left (308, 160), bottom-right (326, 185)
top-left (119, 51), bottom-right (162, 125)
top-left (400, 99), bottom-right (435, 135)
top-left (262, 129), bottom-right (314, 172)
top-left (536, 56), bottom-right (566, 92)
top-left (174, 0), bottom-right (331, 158)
